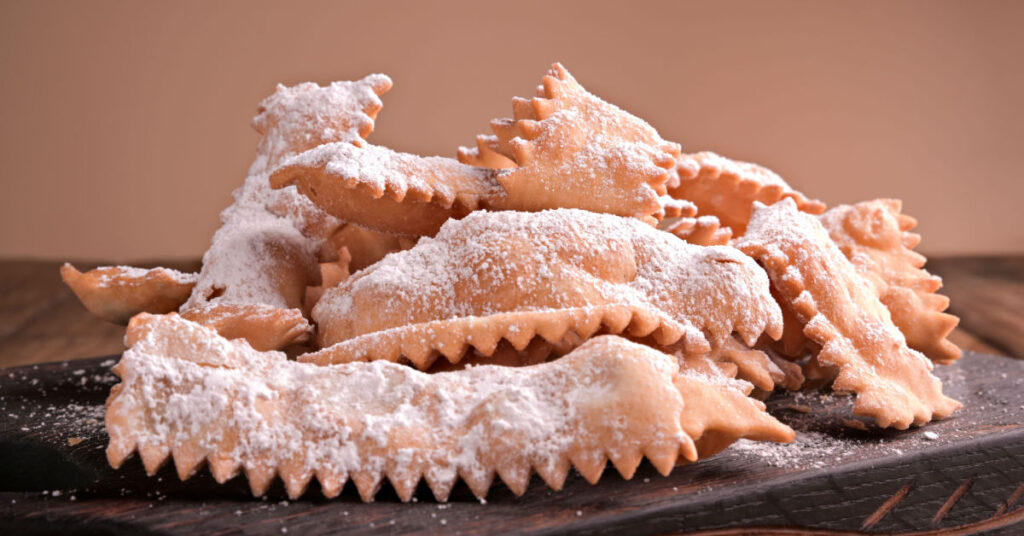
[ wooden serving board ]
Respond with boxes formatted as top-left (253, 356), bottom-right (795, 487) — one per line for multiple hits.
top-left (1, 351), bottom-right (1023, 535)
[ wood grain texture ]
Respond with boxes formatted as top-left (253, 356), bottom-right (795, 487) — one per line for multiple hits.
top-left (0, 260), bottom-right (200, 368)
top-left (0, 352), bottom-right (1022, 535)
top-left (927, 256), bottom-right (1024, 359)
top-left (0, 256), bottom-right (1021, 534)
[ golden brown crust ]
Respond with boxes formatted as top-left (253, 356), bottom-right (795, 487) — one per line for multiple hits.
top-left (736, 200), bottom-right (960, 429)
top-left (60, 263), bottom-right (196, 324)
top-left (820, 199), bottom-right (961, 364)
top-left (303, 247), bottom-right (351, 313)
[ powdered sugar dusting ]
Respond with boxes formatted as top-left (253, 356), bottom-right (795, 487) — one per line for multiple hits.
top-left (281, 142), bottom-right (503, 207)
top-left (93, 266), bottom-right (197, 288)
top-left (108, 315), bottom-right (696, 499)
top-left (184, 75), bottom-right (390, 312)
top-left (313, 208), bottom-right (782, 354)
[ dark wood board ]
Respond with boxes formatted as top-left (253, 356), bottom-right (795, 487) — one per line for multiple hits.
top-left (1, 351), bottom-right (1023, 535)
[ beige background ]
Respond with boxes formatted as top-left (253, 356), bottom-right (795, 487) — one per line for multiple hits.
top-left (1, 0), bottom-right (1022, 262)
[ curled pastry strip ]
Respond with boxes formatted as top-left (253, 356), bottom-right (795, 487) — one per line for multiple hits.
top-left (106, 314), bottom-right (793, 502)
top-left (304, 209), bottom-right (783, 368)
top-left (180, 75), bottom-right (391, 350)
top-left (60, 264), bottom-right (197, 324)
top-left (736, 199), bottom-right (960, 429)
top-left (670, 151), bottom-right (826, 236)
top-left (272, 63), bottom-right (682, 237)
top-left (820, 199), bottom-right (961, 364)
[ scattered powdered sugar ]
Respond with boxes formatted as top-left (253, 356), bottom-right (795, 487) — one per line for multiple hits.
top-left (184, 76), bottom-right (390, 311)
top-left (281, 141), bottom-right (503, 208)
top-left (253, 74), bottom-right (391, 170)
top-left (730, 431), bottom-right (850, 469)
top-left (93, 266), bottom-right (198, 288)
top-left (5, 399), bottom-right (106, 442)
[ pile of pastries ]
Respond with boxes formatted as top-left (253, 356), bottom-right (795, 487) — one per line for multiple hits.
top-left (62, 63), bottom-right (961, 502)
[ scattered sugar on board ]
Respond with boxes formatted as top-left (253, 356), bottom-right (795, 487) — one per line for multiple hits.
top-left (730, 432), bottom-right (855, 469)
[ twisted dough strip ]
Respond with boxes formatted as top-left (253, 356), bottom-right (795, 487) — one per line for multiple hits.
top-left (820, 199), bottom-right (961, 364)
top-left (670, 151), bottom-right (826, 236)
top-left (179, 75), bottom-right (392, 350)
top-left (59, 264), bottom-right (197, 324)
top-left (106, 314), bottom-right (793, 502)
top-left (736, 199), bottom-right (960, 429)
top-left (270, 63), bottom-right (684, 237)
top-left (304, 209), bottom-right (783, 368)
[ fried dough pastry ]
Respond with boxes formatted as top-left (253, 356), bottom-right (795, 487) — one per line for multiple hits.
top-left (736, 199), bottom-right (960, 429)
top-left (658, 215), bottom-right (733, 246)
top-left (323, 224), bottom-right (416, 272)
top-left (304, 246), bottom-right (352, 312)
top-left (820, 199), bottom-right (961, 364)
top-left (303, 209), bottom-right (783, 369)
top-left (60, 264), bottom-right (197, 324)
top-left (670, 151), bottom-right (826, 236)
top-left (180, 75), bottom-right (392, 350)
top-left (107, 314), bottom-right (793, 501)
top-left (467, 63), bottom-right (683, 223)
top-left (270, 63), bottom-right (683, 237)
top-left (270, 142), bottom-right (502, 236)
top-left (179, 303), bottom-right (311, 352)
top-left (673, 368), bottom-right (795, 457)
top-left (710, 336), bottom-right (804, 392)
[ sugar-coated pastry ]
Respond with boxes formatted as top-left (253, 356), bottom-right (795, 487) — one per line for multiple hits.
top-left (303, 209), bottom-right (783, 369)
top-left (60, 263), bottom-right (196, 324)
top-left (820, 199), bottom-right (961, 364)
top-left (736, 200), bottom-right (960, 429)
top-left (106, 314), bottom-right (793, 501)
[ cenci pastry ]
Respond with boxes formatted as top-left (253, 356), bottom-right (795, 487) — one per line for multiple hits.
top-left (62, 62), bottom-right (962, 502)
